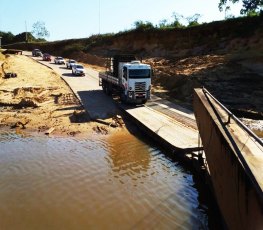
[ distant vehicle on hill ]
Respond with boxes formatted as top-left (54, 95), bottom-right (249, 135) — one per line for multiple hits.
top-left (43, 53), bottom-right (51, 61)
top-left (32, 49), bottom-right (42, 57)
top-left (72, 64), bottom-right (85, 76)
top-left (66, 59), bottom-right (76, 69)
top-left (54, 57), bottom-right (65, 64)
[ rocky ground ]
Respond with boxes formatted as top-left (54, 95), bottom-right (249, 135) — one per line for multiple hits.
top-left (0, 54), bottom-right (124, 137)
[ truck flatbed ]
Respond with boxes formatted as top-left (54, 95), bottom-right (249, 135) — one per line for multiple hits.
top-left (99, 72), bottom-right (119, 86)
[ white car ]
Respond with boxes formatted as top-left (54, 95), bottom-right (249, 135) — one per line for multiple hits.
top-left (72, 64), bottom-right (85, 76)
top-left (66, 59), bottom-right (77, 69)
top-left (54, 56), bottom-right (65, 64)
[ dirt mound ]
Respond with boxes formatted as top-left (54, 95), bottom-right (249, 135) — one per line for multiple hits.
top-left (70, 51), bottom-right (105, 69)
top-left (70, 110), bottom-right (90, 123)
top-left (148, 53), bottom-right (263, 117)
top-left (13, 87), bottom-right (53, 103)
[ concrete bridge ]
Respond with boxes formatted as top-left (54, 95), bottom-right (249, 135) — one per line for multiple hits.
top-left (194, 88), bottom-right (263, 230)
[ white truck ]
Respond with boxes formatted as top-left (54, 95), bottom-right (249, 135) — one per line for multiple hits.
top-left (99, 55), bottom-right (152, 104)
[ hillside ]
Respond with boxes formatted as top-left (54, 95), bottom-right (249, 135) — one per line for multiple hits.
top-left (5, 16), bottom-right (263, 119)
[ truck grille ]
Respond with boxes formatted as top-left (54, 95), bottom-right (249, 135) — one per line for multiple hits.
top-left (135, 82), bottom-right (146, 92)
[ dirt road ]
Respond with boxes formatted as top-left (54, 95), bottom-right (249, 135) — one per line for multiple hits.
top-left (30, 52), bottom-right (198, 130)
top-left (0, 53), bottom-right (123, 136)
top-left (29, 53), bottom-right (120, 120)
top-left (0, 51), bottom-right (200, 145)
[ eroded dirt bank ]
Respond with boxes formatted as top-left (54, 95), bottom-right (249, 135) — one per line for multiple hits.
top-left (0, 54), bottom-right (124, 136)
top-left (145, 53), bottom-right (263, 137)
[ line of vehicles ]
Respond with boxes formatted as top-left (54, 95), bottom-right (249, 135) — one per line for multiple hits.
top-left (32, 49), bottom-right (85, 76)
top-left (32, 49), bottom-right (153, 104)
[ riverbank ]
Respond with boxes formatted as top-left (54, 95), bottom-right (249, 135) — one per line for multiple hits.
top-left (0, 54), bottom-right (124, 137)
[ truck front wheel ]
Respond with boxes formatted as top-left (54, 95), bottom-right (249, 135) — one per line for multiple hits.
top-left (120, 92), bottom-right (127, 104)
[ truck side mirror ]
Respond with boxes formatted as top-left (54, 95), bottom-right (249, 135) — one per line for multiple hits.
top-left (151, 69), bottom-right (154, 77)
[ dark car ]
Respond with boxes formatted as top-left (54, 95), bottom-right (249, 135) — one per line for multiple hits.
top-left (43, 53), bottom-right (51, 61)
top-left (32, 49), bottom-right (42, 57)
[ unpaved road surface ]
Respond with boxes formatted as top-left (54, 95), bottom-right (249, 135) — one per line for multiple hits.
top-left (30, 52), bottom-right (198, 131)
top-left (29, 52), bottom-right (200, 150)
top-left (29, 53), bottom-right (120, 120)
top-left (0, 53), bottom-right (123, 136)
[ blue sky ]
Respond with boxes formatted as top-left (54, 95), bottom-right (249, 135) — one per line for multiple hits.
top-left (0, 0), bottom-right (243, 41)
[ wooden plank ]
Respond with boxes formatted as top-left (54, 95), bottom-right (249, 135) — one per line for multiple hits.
top-left (45, 127), bottom-right (55, 135)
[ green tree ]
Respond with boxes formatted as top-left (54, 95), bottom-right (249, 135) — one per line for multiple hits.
top-left (133, 20), bottom-right (154, 30)
top-left (186, 14), bottom-right (201, 27)
top-left (158, 19), bottom-right (168, 28)
top-left (0, 31), bottom-right (15, 45)
top-left (219, 0), bottom-right (263, 14)
top-left (32, 21), bottom-right (50, 39)
top-left (171, 12), bottom-right (184, 28)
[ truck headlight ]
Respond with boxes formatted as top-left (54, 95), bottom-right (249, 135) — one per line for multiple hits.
top-left (128, 91), bottom-right (133, 98)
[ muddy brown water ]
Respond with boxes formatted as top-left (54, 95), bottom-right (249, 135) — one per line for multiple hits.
top-left (0, 130), bottom-right (211, 229)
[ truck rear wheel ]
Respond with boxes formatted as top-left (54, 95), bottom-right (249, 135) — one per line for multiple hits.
top-left (105, 84), bottom-right (112, 96)
top-left (101, 81), bottom-right (106, 93)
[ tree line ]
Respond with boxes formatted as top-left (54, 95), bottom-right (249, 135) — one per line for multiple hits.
top-left (133, 0), bottom-right (262, 31)
top-left (0, 21), bottom-right (49, 46)
top-left (133, 13), bottom-right (202, 31)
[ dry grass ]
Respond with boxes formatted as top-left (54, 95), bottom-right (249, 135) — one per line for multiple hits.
top-left (0, 53), bottom-right (5, 61)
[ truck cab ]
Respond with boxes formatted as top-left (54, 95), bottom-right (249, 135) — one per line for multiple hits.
top-left (99, 54), bottom-right (152, 104)
top-left (120, 61), bottom-right (151, 103)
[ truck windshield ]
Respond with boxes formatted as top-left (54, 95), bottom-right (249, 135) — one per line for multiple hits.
top-left (129, 69), bottom-right (151, 79)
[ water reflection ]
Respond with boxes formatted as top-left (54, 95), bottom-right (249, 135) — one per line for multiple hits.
top-left (107, 131), bottom-right (151, 179)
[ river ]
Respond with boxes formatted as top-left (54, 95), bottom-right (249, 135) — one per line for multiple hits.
top-left (0, 130), bottom-right (213, 229)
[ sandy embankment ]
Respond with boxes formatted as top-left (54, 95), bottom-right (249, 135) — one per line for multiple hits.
top-left (0, 54), bottom-right (123, 136)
